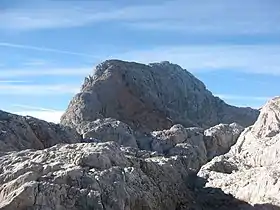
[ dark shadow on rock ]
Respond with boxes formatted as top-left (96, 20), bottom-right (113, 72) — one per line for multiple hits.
top-left (185, 172), bottom-right (280, 210)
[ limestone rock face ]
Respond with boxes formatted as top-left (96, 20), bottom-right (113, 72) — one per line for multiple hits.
top-left (76, 119), bottom-right (242, 172)
top-left (198, 97), bottom-right (280, 206)
top-left (150, 125), bottom-right (207, 170)
top-left (0, 142), bottom-right (197, 210)
top-left (79, 118), bottom-right (138, 148)
top-left (61, 60), bottom-right (259, 131)
top-left (0, 141), bottom-right (265, 210)
top-left (0, 110), bottom-right (81, 152)
top-left (204, 123), bottom-right (244, 160)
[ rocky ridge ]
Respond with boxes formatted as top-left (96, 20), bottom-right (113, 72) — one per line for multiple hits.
top-left (0, 110), bottom-right (81, 152)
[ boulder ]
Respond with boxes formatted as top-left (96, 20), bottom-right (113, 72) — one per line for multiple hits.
top-left (79, 118), bottom-right (138, 148)
top-left (204, 123), bottom-right (244, 160)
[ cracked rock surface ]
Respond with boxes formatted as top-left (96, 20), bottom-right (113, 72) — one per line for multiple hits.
top-left (0, 142), bottom-right (197, 210)
top-left (198, 97), bottom-right (280, 206)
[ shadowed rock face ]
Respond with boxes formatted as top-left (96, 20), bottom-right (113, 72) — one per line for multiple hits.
top-left (198, 97), bottom-right (280, 206)
top-left (0, 110), bottom-right (81, 152)
top-left (61, 60), bottom-right (259, 132)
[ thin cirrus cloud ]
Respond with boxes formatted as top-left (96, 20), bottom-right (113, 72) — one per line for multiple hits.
top-left (13, 110), bottom-right (64, 123)
top-left (0, 84), bottom-right (80, 95)
top-left (0, 67), bottom-right (92, 78)
top-left (215, 94), bottom-right (271, 101)
top-left (1, 41), bottom-right (280, 78)
top-left (0, 80), bottom-right (29, 83)
top-left (0, 42), bottom-right (98, 58)
top-left (0, 0), bottom-right (279, 34)
top-left (2, 41), bottom-right (280, 76)
top-left (113, 45), bottom-right (280, 75)
top-left (10, 104), bottom-right (64, 123)
top-left (5, 104), bottom-right (64, 123)
top-left (22, 60), bottom-right (47, 66)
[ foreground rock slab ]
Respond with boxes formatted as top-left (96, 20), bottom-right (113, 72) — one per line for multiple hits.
top-left (0, 141), bottom-right (197, 210)
top-left (1, 141), bottom-right (274, 210)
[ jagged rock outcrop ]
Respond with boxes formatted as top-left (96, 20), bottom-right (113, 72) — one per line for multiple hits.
top-left (198, 97), bottom-right (280, 206)
top-left (61, 60), bottom-right (259, 132)
top-left (76, 117), bottom-right (241, 171)
top-left (204, 123), bottom-right (244, 160)
top-left (78, 118), bottom-right (138, 148)
top-left (0, 141), bottom-right (271, 210)
top-left (0, 142), bottom-right (200, 210)
top-left (150, 125), bottom-right (207, 170)
top-left (0, 110), bottom-right (81, 152)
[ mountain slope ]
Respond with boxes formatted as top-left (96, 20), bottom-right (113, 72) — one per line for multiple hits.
top-left (61, 60), bottom-right (259, 131)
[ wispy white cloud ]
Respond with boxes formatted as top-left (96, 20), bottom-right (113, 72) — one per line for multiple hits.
top-left (0, 80), bottom-right (29, 83)
top-left (2, 43), bottom-right (280, 76)
top-left (0, 42), bottom-right (98, 58)
top-left (215, 94), bottom-right (272, 101)
top-left (11, 104), bottom-right (59, 112)
top-left (0, 84), bottom-right (79, 95)
top-left (113, 45), bottom-right (280, 75)
top-left (13, 110), bottom-right (64, 123)
top-left (0, 67), bottom-right (92, 78)
top-left (7, 103), bottom-right (64, 122)
top-left (22, 59), bottom-right (47, 66)
top-left (0, 0), bottom-right (279, 34)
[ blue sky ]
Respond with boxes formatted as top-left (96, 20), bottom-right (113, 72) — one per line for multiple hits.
top-left (0, 0), bottom-right (280, 122)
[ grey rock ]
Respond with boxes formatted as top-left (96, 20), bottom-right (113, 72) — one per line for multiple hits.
top-left (0, 111), bottom-right (81, 152)
top-left (0, 142), bottom-right (271, 210)
top-left (150, 124), bottom-right (207, 170)
top-left (198, 97), bottom-right (280, 206)
top-left (61, 60), bottom-right (259, 132)
top-left (0, 142), bottom-right (199, 210)
top-left (79, 118), bottom-right (138, 148)
top-left (204, 123), bottom-right (244, 160)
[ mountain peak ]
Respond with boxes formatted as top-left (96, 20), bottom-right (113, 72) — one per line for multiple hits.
top-left (61, 60), bottom-right (259, 131)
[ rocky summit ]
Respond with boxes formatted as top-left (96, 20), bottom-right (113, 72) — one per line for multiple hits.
top-left (61, 60), bottom-right (259, 132)
top-left (1, 60), bottom-right (280, 210)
